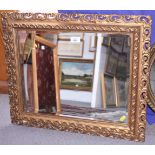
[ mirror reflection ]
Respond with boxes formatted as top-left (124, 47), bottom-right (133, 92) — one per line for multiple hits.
top-left (16, 30), bottom-right (131, 123)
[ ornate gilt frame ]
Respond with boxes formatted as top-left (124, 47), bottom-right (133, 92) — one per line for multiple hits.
top-left (1, 12), bottom-right (151, 141)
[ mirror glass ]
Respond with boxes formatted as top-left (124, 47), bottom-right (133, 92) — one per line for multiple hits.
top-left (16, 30), bottom-right (131, 124)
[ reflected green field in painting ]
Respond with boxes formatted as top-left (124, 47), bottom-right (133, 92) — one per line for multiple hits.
top-left (61, 74), bottom-right (92, 90)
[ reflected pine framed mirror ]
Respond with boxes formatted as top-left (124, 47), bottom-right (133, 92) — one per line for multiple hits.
top-left (1, 12), bottom-right (151, 141)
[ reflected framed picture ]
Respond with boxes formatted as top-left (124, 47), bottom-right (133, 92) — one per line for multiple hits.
top-left (116, 52), bottom-right (128, 79)
top-left (110, 35), bottom-right (125, 53)
top-left (101, 74), bottom-right (117, 109)
top-left (123, 36), bottom-right (131, 53)
top-left (105, 47), bottom-right (119, 76)
top-left (60, 58), bottom-right (94, 91)
top-left (89, 35), bottom-right (97, 52)
top-left (58, 32), bottom-right (83, 40)
top-left (115, 79), bottom-right (129, 108)
top-left (58, 32), bottom-right (84, 57)
top-left (102, 36), bottom-right (111, 47)
top-left (58, 41), bottom-right (83, 57)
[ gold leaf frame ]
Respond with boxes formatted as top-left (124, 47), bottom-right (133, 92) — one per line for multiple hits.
top-left (1, 12), bottom-right (151, 141)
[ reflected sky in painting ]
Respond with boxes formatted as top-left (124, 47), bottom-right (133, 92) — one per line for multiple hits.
top-left (62, 62), bottom-right (94, 76)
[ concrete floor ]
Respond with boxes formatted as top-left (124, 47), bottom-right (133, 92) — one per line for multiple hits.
top-left (0, 94), bottom-right (155, 145)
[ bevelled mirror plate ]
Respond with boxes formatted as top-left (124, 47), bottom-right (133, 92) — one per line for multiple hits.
top-left (1, 12), bottom-right (151, 141)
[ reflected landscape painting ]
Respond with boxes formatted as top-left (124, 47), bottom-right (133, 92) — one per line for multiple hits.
top-left (60, 59), bottom-right (94, 91)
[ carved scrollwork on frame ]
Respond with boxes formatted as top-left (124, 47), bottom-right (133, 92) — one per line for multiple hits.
top-left (0, 12), bottom-right (152, 142)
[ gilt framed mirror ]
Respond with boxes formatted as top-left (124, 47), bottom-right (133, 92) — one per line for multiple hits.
top-left (148, 44), bottom-right (155, 112)
top-left (1, 12), bottom-right (151, 141)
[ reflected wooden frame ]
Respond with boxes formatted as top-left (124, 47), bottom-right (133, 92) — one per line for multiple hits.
top-left (115, 78), bottom-right (129, 108)
top-left (101, 74), bottom-right (117, 110)
top-left (148, 44), bottom-right (155, 112)
top-left (20, 32), bottom-right (61, 113)
top-left (1, 12), bottom-right (151, 141)
top-left (33, 35), bottom-right (61, 113)
top-left (89, 34), bottom-right (97, 52)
